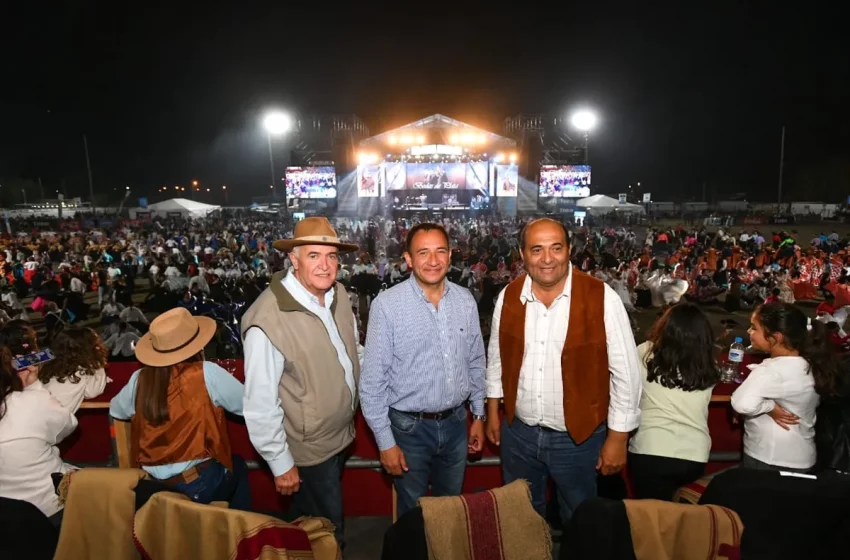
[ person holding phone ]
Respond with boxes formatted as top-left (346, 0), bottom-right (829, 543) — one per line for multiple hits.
top-left (0, 321), bottom-right (78, 525)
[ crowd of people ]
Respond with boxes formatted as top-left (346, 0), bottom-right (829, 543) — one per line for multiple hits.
top-left (0, 210), bottom-right (849, 558)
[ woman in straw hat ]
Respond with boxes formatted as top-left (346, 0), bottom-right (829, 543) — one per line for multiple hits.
top-left (109, 307), bottom-right (251, 510)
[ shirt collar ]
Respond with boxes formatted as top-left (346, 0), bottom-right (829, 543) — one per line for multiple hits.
top-left (520, 263), bottom-right (572, 304)
top-left (409, 276), bottom-right (450, 302)
top-left (282, 270), bottom-right (335, 309)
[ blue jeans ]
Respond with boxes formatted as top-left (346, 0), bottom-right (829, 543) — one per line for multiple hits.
top-left (501, 418), bottom-right (606, 524)
top-left (291, 452), bottom-right (345, 547)
top-left (389, 405), bottom-right (468, 517)
top-left (171, 455), bottom-right (252, 512)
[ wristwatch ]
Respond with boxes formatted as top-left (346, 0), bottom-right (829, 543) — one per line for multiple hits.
top-left (472, 414), bottom-right (487, 422)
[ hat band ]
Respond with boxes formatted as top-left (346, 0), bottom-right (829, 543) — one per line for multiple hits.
top-left (152, 325), bottom-right (201, 354)
top-left (293, 235), bottom-right (343, 244)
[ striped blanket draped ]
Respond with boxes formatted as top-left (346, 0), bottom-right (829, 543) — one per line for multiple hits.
top-left (418, 480), bottom-right (551, 560)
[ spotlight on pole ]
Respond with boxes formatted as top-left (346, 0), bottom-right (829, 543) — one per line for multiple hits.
top-left (570, 110), bottom-right (598, 131)
top-left (263, 111), bottom-right (292, 135)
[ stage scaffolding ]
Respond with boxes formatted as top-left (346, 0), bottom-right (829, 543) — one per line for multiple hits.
top-left (503, 114), bottom-right (587, 215)
top-left (291, 114), bottom-right (370, 169)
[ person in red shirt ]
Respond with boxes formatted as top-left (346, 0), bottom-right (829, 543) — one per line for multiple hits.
top-left (764, 288), bottom-right (780, 305)
top-left (816, 294), bottom-right (837, 317)
top-left (826, 322), bottom-right (850, 350)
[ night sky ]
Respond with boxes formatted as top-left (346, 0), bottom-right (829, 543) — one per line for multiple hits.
top-left (3, 3), bottom-right (847, 205)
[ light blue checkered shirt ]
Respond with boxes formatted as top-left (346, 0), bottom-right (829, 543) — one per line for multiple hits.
top-left (359, 278), bottom-right (486, 450)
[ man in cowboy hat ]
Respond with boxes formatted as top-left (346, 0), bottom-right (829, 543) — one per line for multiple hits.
top-left (241, 217), bottom-right (360, 547)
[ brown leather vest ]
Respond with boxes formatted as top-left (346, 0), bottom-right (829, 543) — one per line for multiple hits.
top-left (499, 271), bottom-right (609, 444)
top-left (130, 361), bottom-right (233, 471)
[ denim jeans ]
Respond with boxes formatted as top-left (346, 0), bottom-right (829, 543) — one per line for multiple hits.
top-left (501, 418), bottom-right (606, 524)
top-left (171, 455), bottom-right (252, 512)
top-left (291, 451), bottom-right (346, 548)
top-left (389, 405), bottom-right (468, 518)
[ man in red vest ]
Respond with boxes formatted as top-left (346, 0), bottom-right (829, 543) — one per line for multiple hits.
top-left (485, 218), bottom-right (642, 525)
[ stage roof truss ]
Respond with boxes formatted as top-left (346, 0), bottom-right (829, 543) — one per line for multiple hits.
top-left (360, 113), bottom-right (515, 149)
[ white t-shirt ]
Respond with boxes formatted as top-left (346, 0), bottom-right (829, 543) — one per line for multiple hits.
top-left (0, 382), bottom-right (78, 517)
top-left (45, 367), bottom-right (110, 414)
top-left (628, 342), bottom-right (714, 463)
top-left (731, 356), bottom-right (819, 469)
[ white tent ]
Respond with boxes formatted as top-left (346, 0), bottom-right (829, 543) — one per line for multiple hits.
top-left (576, 194), bottom-right (645, 214)
top-left (138, 198), bottom-right (221, 219)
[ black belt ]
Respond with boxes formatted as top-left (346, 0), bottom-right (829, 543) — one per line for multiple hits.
top-left (392, 405), bottom-right (460, 421)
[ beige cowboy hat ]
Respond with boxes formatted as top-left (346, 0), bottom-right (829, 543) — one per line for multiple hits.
top-left (272, 217), bottom-right (359, 253)
top-left (134, 307), bottom-right (217, 367)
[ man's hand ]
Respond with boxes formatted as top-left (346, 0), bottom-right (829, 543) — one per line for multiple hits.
top-left (485, 416), bottom-right (501, 446)
top-left (380, 445), bottom-right (408, 476)
top-left (274, 466), bottom-right (301, 496)
top-left (596, 431), bottom-right (628, 476)
top-left (768, 403), bottom-right (799, 431)
top-left (485, 399), bottom-right (501, 446)
top-left (468, 419), bottom-right (485, 453)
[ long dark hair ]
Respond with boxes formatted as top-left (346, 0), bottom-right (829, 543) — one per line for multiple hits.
top-left (755, 302), bottom-right (841, 396)
top-left (39, 327), bottom-right (108, 384)
top-left (645, 303), bottom-right (720, 391)
top-left (0, 346), bottom-right (21, 421)
top-left (135, 351), bottom-right (204, 426)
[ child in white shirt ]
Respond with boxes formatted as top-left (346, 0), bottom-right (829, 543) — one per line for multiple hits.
top-left (40, 327), bottom-right (110, 413)
top-left (732, 302), bottom-right (841, 472)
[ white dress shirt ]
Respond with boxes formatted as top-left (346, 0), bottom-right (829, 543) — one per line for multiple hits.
top-left (243, 273), bottom-right (362, 477)
top-left (0, 382), bottom-right (78, 517)
top-left (45, 367), bottom-right (110, 414)
top-left (731, 356), bottom-right (819, 469)
top-left (486, 265), bottom-right (642, 433)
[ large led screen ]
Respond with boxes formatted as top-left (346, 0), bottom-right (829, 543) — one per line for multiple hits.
top-left (539, 165), bottom-right (591, 198)
top-left (465, 162), bottom-right (489, 193)
top-left (357, 165), bottom-right (380, 198)
top-left (406, 163), bottom-right (466, 189)
top-left (495, 164), bottom-right (518, 197)
top-left (285, 166), bottom-right (337, 199)
top-left (385, 162), bottom-right (407, 191)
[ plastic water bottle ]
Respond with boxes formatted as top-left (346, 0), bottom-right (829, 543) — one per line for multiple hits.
top-left (721, 337), bottom-right (745, 383)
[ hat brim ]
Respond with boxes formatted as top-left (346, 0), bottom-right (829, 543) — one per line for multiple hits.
top-left (134, 316), bottom-right (217, 368)
top-left (273, 239), bottom-right (359, 254)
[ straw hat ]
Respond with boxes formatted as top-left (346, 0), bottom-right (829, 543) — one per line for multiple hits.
top-left (273, 217), bottom-right (359, 253)
top-left (134, 308), bottom-right (217, 367)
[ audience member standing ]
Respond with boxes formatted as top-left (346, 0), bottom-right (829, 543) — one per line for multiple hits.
top-left (628, 304), bottom-right (720, 500)
top-left (361, 222), bottom-right (486, 517)
top-left (485, 218), bottom-right (642, 524)
top-left (242, 218), bottom-right (361, 548)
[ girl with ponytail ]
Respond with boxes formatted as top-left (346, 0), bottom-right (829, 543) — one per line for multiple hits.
top-left (732, 302), bottom-right (841, 472)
